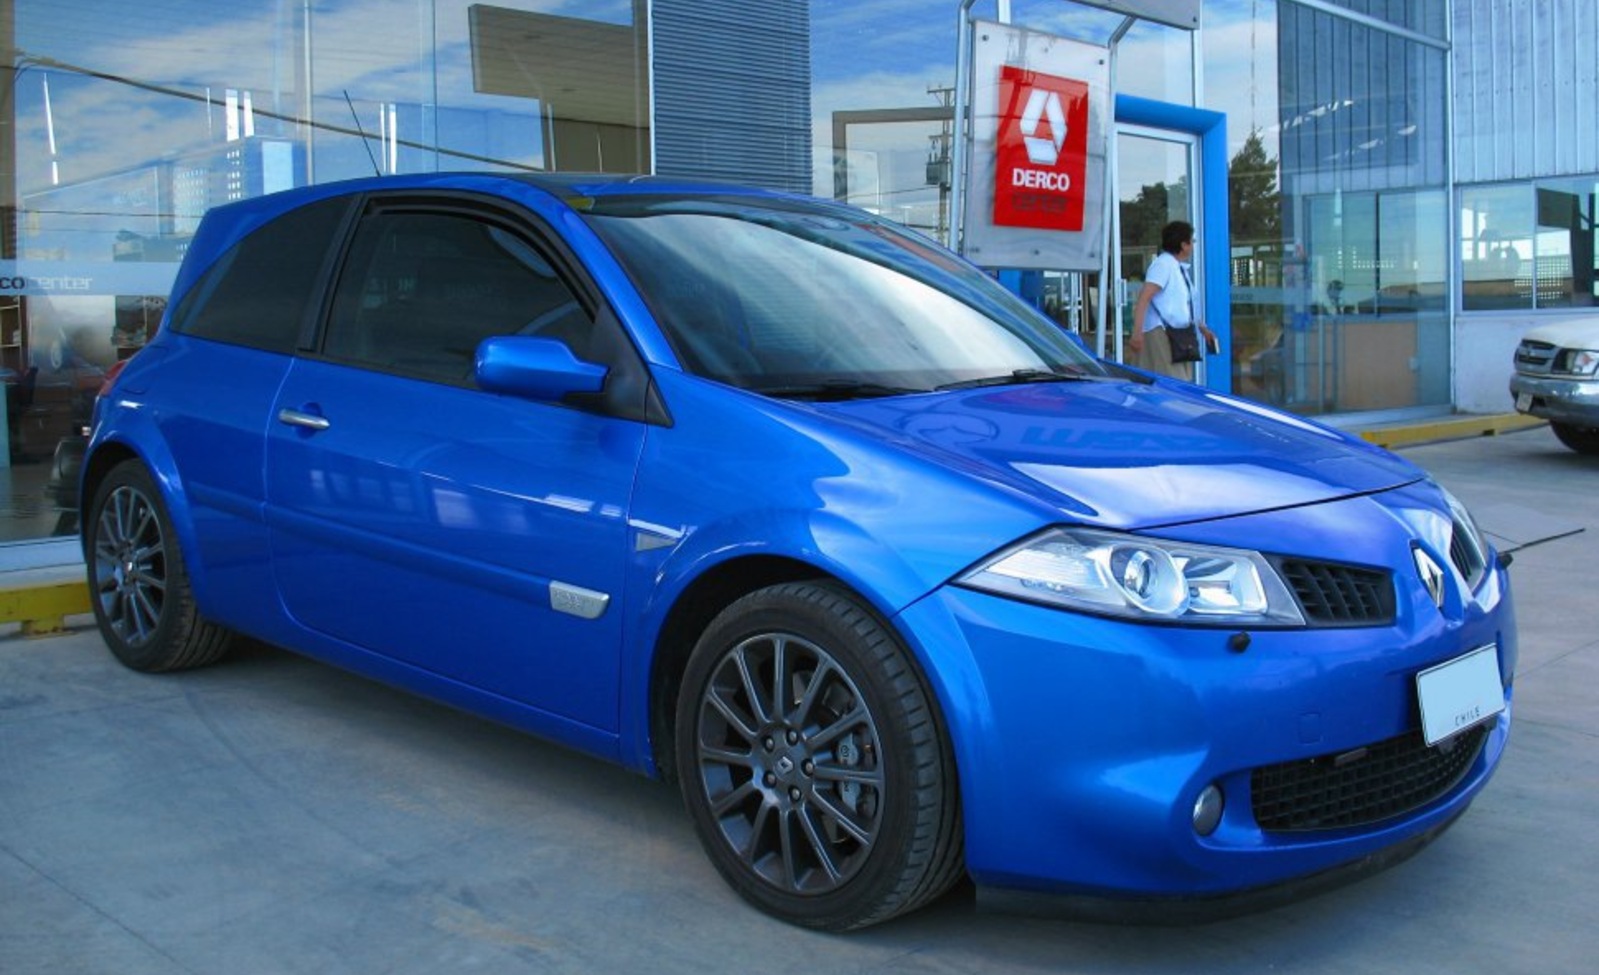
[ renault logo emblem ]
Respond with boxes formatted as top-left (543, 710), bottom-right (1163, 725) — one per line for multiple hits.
top-left (1019, 88), bottom-right (1068, 166)
top-left (1414, 548), bottom-right (1446, 608)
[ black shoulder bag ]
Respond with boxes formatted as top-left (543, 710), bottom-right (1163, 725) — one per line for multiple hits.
top-left (1151, 264), bottom-right (1202, 364)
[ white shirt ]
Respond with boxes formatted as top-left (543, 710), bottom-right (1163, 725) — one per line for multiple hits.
top-left (1140, 252), bottom-right (1195, 333)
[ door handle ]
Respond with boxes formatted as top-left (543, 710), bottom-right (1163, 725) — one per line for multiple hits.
top-left (277, 408), bottom-right (331, 431)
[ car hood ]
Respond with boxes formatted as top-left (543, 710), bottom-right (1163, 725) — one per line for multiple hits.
top-left (813, 378), bottom-right (1424, 530)
top-left (1522, 317), bottom-right (1599, 349)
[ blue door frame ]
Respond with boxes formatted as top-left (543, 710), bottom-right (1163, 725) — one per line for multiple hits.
top-left (999, 95), bottom-right (1230, 392)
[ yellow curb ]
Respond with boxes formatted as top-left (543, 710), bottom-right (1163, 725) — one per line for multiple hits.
top-left (1358, 413), bottom-right (1547, 449)
top-left (0, 580), bottom-right (92, 637)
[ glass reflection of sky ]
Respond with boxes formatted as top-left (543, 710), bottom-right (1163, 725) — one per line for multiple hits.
top-left (12, 0), bottom-right (1319, 276)
top-left (15, 1), bottom-right (1284, 206)
top-left (10, 0), bottom-right (625, 194)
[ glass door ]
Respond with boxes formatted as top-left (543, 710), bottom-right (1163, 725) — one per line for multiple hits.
top-left (1106, 125), bottom-right (1203, 372)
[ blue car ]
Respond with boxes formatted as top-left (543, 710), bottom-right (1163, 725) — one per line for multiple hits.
top-left (82, 173), bottom-right (1514, 931)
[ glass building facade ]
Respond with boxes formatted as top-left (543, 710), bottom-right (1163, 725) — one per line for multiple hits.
top-left (1, 0), bottom-right (1595, 542)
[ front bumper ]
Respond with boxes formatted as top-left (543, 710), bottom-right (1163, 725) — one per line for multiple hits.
top-left (977, 806), bottom-right (1467, 923)
top-left (1510, 372), bottom-right (1599, 427)
top-left (894, 534), bottom-right (1515, 902)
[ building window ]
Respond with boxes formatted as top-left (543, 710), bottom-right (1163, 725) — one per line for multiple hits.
top-left (1461, 178), bottom-right (1599, 312)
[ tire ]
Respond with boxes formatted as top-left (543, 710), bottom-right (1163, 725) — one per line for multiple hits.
top-left (1551, 422), bottom-right (1599, 456)
top-left (86, 460), bottom-right (233, 672)
top-left (675, 582), bottom-right (962, 931)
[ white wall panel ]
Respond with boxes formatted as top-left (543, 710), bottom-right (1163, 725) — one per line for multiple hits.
top-left (1455, 0), bottom-right (1599, 183)
top-left (652, 0), bottom-right (813, 193)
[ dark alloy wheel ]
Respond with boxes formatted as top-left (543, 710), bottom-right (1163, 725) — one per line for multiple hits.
top-left (1551, 421), bottom-right (1599, 456)
top-left (675, 582), bottom-right (962, 931)
top-left (87, 460), bottom-right (233, 672)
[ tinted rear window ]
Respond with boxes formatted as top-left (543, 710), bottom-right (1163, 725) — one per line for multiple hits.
top-left (171, 196), bottom-right (351, 354)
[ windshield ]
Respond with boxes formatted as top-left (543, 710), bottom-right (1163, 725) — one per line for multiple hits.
top-left (581, 196), bottom-right (1104, 396)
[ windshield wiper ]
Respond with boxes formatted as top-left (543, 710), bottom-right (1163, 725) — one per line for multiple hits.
top-left (750, 380), bottom-right (926, 401)
top-left (934, 367), bottom-right (1096, 392)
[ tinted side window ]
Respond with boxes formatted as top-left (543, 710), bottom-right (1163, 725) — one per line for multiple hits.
top-left (322, 210), bottom-right (592, 386)
top-left (171, 196), bottom-right (351, 354)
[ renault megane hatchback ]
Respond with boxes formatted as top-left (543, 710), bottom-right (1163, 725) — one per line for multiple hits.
top-left (83, 173), bottom-right (1515, 931)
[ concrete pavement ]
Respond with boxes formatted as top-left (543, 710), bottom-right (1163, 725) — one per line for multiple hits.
top-left (2, 423), bottom-right (1595, 975)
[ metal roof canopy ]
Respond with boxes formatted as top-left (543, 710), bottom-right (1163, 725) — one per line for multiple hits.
top-left (1071, 1), bottom-right (1200, 31)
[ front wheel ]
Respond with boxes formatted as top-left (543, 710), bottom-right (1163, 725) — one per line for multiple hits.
top-left (1551, 421), bottom-right (1599, 455)
top-left (675, 582), bottom-right (962, 931)
top-left (86, 460), bottom-right (233, 672)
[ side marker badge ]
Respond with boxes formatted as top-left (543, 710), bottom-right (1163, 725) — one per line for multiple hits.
top-left (550, 581), bottom-right (611, 620)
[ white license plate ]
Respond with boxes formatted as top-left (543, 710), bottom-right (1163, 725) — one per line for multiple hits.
top-left (1416, 645), bottom-right (1505, 746)
top-left (1515, 391), bottom-right (1532, 412)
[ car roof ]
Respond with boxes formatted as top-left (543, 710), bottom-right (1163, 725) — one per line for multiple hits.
top-left (505, 171), bottom-right (793, 201)
top-left (232, 171), bottom-right (800, 211)
top-left (198, 171), bottom-right (820, 240)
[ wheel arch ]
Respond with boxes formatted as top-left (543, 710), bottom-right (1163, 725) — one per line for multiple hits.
top-left (78, 440), bottom-right (144, 558)
top-left (79, 436), bottom-right (209, 608)
top-left (643, 554), bottom-right (964, 791)
top-left (646, 554), bottom-right (825, 784)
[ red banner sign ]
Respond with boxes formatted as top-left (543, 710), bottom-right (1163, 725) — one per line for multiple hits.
top-left (992, 65), bottom-right (1091, 232)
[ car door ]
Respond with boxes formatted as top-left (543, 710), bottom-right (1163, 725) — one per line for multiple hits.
top-left (145, 194), bottom-right (354, 633)
top-left (264, 194), bottom-right (647, 731)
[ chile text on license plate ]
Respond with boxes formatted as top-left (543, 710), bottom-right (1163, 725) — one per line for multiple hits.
top-left (1416, 645), bottom-right (1504, 746)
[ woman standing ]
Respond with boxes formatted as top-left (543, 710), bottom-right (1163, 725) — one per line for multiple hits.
top-left (1128, 220), bottom-right (1216, 381)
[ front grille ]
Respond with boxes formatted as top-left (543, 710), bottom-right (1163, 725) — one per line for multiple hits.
top-left (1278, 559), bottom-right (1395, 626)
top-left (1515, 340), bottom-right (1556, 374)
top-left (1252, 724), bottom-right (1488, 832)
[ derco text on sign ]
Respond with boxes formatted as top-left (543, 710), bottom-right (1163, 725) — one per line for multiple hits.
top-left (991, 66), bottom-right (1090, 232)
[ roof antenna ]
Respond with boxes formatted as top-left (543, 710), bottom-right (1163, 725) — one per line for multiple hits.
top-left (344, 90), bottom-right (383, 177)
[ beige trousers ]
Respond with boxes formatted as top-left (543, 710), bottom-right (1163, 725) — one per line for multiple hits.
top-left (1136, 326), bottom-right (1195, 382)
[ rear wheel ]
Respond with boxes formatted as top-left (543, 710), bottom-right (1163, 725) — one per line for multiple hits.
top-left (675, 582), bottom-right (962, 931)
top-left (87, 460), bottom-right (233, 672)
top-left (1551, 422), bottom-right (1599, 455)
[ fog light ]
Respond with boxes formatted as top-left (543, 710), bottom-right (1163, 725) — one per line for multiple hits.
top-left (1192, 783), bottom-right (1224, 836)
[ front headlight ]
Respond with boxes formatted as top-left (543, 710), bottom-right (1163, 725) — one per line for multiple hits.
top-left (959, 527), bottom-right (1305, 626)
top-left (1554, 348), bottom-right (1599, 377)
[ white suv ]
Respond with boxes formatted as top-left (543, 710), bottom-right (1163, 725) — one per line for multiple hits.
top-left (1510, 317), bottom-right (1599, 455)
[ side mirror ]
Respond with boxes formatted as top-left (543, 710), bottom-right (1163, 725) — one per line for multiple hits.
top-left (475, 336), bottom-right (608, 402)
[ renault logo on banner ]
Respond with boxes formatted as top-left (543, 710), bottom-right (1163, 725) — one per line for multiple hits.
top-left (992, 65), bottom-right (1091, 232)
top-left (1020, 88), bottom-right (1067, 166)
top-left (964, 23), bottom-right (1108, 270)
